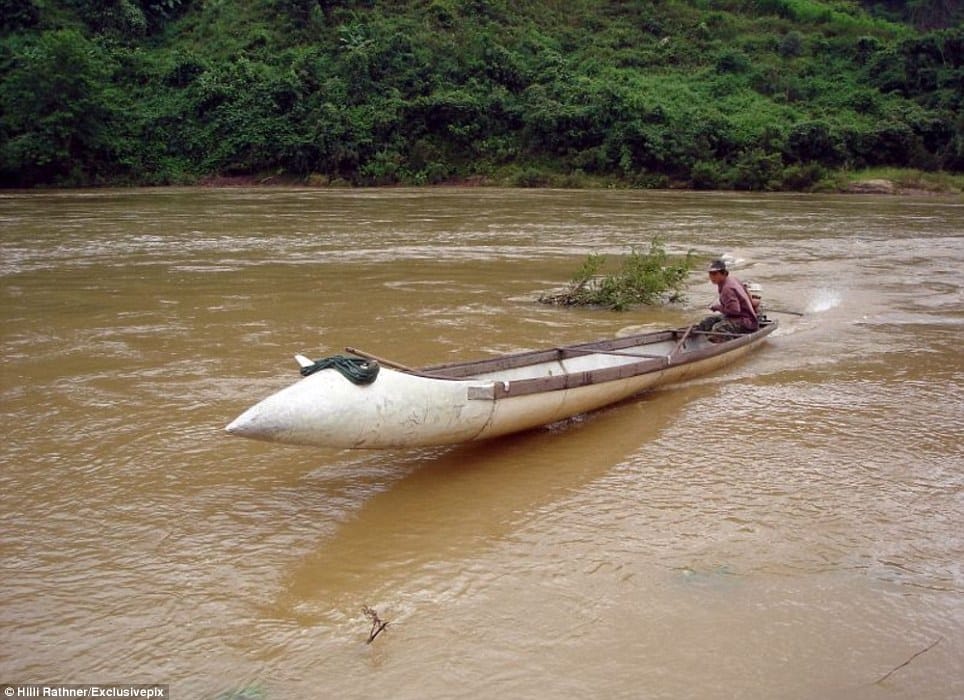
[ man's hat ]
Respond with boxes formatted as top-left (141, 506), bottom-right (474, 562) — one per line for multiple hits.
top-left (707, 259), bottom-right (728, 272)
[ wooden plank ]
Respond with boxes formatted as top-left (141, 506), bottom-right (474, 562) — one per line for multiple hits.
top-left (422, 348), bottom-right (563, 377)
top-left (558, 347), bottom-right (669, 360)
top-left (488, 357), bottom-right (667, 399)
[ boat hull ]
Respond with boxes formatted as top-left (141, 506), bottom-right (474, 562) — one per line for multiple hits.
top-left (226, 323), bottom-right (775, 449)
top-left (226, 369), bottom-right (494, 449)
top-left (471, 333), bottom-right (764, 441)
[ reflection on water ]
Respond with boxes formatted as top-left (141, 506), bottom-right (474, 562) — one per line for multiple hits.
top-left (1, 189), bottom-right (962, 699)
top-left (274, 388), bottom-right (700, 623)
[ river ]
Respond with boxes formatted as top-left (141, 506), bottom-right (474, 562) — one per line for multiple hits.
top-left (1, 188), bottom-right (961, 699)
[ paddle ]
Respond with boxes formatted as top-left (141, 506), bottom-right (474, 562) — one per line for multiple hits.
top-left (765, 308), bottom-right (805, 316)
top-left (669, 324), bottom-right (695, 358)
top-left (345, 346), bottom-right (417, 373)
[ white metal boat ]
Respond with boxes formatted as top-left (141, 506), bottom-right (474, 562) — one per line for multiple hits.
top-left (225, 320), bottom-right (777, 449)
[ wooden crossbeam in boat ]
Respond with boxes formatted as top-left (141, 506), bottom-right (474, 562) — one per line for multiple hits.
top-left (555, 347), bottom-right (668, 360)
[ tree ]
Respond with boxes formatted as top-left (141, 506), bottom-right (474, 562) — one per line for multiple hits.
top-left (0, 30), bottom-right (121, 185)
top-left (0, 0), bottom-right (39, 33)
top-left (784, 121), bottom-right (843, 165)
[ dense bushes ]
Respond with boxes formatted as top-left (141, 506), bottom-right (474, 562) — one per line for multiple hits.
top-left (0, 29), bottom-right (129, 185)
top-left (0, 0), bottom-right (961, 188)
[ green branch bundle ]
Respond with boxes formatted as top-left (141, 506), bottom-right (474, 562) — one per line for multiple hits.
top-left (540, 238), bottom-right (695, 311)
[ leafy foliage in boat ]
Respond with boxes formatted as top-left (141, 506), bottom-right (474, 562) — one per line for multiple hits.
top-left (540, 239), bottom-right (695, 311)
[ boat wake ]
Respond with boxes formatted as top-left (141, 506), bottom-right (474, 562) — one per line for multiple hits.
top-left (806, 289), bottom-right (842, 313)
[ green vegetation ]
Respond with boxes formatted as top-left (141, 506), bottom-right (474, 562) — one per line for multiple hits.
top-left (1, 0), bottom-right (961, 189)
top-left (540, 239), bottom-right (695, 311)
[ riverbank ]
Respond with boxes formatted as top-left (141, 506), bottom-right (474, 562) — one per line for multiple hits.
top-left (833, 167), bottom-right (964, 196)
top-left (194, 168), bottom-right (964, 197)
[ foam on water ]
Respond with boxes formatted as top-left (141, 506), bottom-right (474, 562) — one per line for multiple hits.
top-left (806, 287), bottom-right (843, 313)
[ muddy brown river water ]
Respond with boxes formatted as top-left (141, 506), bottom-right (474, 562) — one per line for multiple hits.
top-left (1, 188), bottom-right (962, 699)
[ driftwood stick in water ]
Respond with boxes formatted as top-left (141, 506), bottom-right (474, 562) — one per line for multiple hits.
top-left (362, 606), bottom-right (389, 644)
top-left (874, 637), bottom-right (942, 685)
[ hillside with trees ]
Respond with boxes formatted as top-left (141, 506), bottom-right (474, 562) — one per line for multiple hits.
top-left (1, 0), bottom-right (961, 190)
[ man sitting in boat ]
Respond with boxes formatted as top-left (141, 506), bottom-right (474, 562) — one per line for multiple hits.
top-left (697, 259), bottom-right (759, 340)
